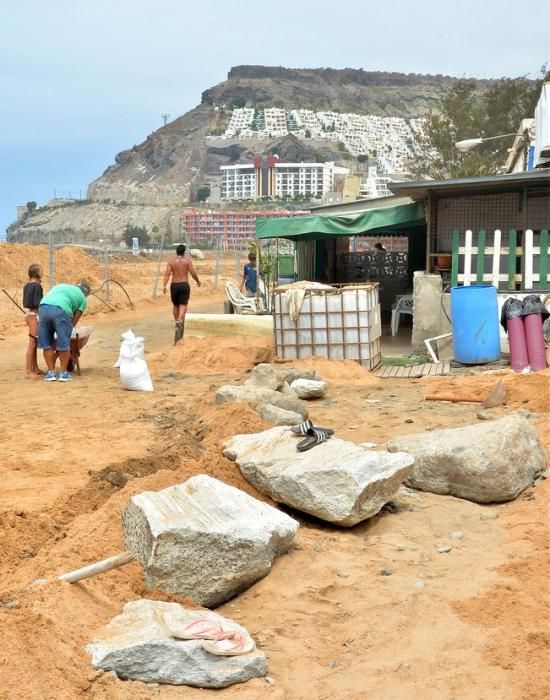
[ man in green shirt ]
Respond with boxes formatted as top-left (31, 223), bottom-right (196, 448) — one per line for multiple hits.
top-left (38, 282), bottom-right (90, 382)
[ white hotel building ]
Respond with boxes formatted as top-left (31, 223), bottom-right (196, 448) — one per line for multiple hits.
top-left (220, 157), bottom-right (343, 200)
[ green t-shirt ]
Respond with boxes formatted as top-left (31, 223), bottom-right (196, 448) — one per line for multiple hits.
top-left (40, 284), bottom-right (87, 316)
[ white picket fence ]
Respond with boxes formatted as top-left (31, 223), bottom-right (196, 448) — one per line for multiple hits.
top-left (452, 228), bottom-right (550, 289)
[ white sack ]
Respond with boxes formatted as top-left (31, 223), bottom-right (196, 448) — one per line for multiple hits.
top-left (114, 329), bottom-right (145, 368)
top-left (119, 339), bottom-right (153, 392)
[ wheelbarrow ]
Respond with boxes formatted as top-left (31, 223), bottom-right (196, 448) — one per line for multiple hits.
top-left (55, 325), bottom-right (94, 375)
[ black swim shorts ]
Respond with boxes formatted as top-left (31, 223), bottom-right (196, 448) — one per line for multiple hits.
top-left (170, 281), bottom-right (190, 306)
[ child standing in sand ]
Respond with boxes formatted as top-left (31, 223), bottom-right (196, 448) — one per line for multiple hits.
top-left (23, 263), bottom-right (44, 377)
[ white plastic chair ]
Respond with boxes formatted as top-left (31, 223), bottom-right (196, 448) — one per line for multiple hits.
top-left (391, 294), bottom-right (413, 336)
top-left (225, 281), bottom-right (263, 314)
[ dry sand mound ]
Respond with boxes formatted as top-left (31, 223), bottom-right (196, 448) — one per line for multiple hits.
top-left (291, 355), bottom-right (382, 386)
top-left (0, 243), bottom-right (104, 289)
top-left (148, 335), bottom-right (275, 375)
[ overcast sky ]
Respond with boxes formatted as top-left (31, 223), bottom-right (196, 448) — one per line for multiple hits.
top-left (1, 0), bottom-right (549, 237)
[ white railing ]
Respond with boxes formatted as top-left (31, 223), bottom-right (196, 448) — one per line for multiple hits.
top-left (451, 228), bottom-right (550, 290)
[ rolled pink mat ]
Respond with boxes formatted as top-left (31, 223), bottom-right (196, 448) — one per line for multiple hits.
top-left (524, 313), bottom-right (547, 371)
top-left (507, 316), bottom-right (529, 372)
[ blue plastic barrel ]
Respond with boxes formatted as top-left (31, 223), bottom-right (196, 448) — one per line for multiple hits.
top-left (451, 285), bottom-right (501, 364)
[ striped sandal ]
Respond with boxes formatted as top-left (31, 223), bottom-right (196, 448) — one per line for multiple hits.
top-left (290, 419), bottom-right (314, 435)
top-left (291, 420), bottom-right (334, 437)
top-left (296, 427), bottom-right (332, 452)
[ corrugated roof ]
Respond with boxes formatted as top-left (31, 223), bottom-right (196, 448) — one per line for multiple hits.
top-left (389, 169), bottom-right (550, 199)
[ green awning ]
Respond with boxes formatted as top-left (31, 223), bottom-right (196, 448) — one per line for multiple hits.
top-left (255, 202), bottom-right (425, 241)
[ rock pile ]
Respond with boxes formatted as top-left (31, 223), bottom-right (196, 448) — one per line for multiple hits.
top-left (215, 363), bottom-right (326, 426)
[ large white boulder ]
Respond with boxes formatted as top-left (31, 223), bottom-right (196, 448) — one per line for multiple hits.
top-left (122, 475), bottom-right (299, 606)
top-left (387, 415), bottom-right (545, 503)
top-left (87, 599), bottom-right (266, 688)
top-left (290, 378), bottom-right (327, 399)
top-left (223, 427), bottom-right (413, 526)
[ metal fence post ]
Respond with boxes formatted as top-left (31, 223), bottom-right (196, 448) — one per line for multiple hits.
top-left (104, 246), bottom-right (110, 302)
top-left (214, 233), bottom-right (223, 289)
top-left (234, 239), bottom-right (241, 278)
top-left (152, 231), bottom-right (166, 299)
top-left (48, 233), bottom-right (54, 289)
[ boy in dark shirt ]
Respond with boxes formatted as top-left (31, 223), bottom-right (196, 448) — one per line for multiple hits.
top-left (240, 252), bottom-right (257, 297)
top-left (23, 263), bottom-right (44, 378)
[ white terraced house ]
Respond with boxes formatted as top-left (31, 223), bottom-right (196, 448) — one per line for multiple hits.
top-left (214, 107), bottom-right (425, 174)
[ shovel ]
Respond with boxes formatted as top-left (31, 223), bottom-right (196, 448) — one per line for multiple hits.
top-left (425, 379), bottom-right (508, 407)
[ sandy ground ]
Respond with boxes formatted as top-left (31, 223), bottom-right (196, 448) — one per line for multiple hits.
top-left (0, 277), bottom-right (549, 699)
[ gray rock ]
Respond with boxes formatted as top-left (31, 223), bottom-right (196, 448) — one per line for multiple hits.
top-left (256, 404), bottom-right (304, 426)
top-left (251, 392), bottom-right (308, 419)
top-left (387, 415), bottom-right (545, 504)
top-left (87, 600), bottom-right (266, 688)
top-left (279, 381), bottom-right (299, 399)
top-left (215, 385), bottom-right (276, 405)
top-left (123, 475), bottom-right (298, 606)
top-left (274, 366), bottom-right (317, 387)
top-left (476, 411), bottom-right (492, 421)
top-left (189, 248), bottom-right (205, 260)
top-left (437, 545), bottom-right (452, 553)
top-left (290, 378), bottom-right (327, 399)
top-left (451, 531), bottom-right (465, 540)
top-left (223, 427), bottom-right (413, 527)
top-left (215, 385), bottom-right (308, 419)
top-left (244, 364), bottom-right (279, 391)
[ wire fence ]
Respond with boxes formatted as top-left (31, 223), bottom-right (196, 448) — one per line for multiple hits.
top-left (0, 235), bottom-right (263, 334)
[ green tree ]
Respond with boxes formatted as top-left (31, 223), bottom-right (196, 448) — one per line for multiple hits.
top-left (26, 201), bottom-right (37, 214)
top-left (197, 185), bottom-right (211, 202)
top-left (232, 96), bottom-right (246, 108)
top-left (123, 224), bottom-right (150, 248)
top-left (412, 71), bottom-right (548, 179)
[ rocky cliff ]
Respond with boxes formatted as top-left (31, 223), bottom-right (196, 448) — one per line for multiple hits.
top-left (8, 65), bottom-right (475, 243)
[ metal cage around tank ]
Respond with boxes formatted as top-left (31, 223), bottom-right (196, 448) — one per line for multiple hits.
top-left (272, 283), bottom-right (382, 370)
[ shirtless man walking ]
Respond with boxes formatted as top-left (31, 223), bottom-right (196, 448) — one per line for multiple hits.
top-left (162, 244), bottom-right (201, 343)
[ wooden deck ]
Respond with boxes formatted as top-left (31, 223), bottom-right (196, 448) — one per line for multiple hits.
top-left (374, 361), bottom-right (452, 378)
